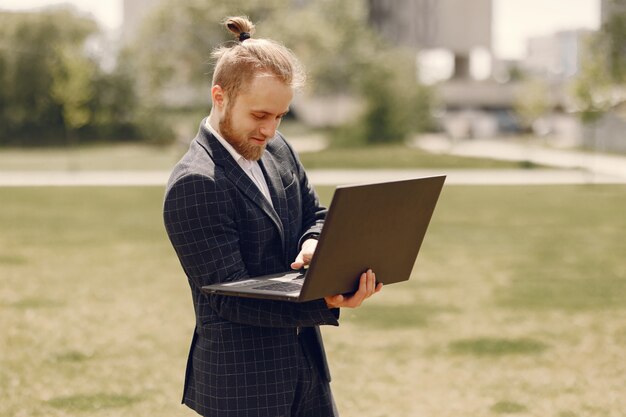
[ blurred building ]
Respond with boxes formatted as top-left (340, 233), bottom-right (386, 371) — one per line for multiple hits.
top-left (366, 0), bottom-right (626, 150)
top-left (368, 0), bottom-right (514, 139)
top-left (523, 30), bottom-right (594, 81)
top-left (368, 0), bottom-right (491, 79)
top-left (367, 0), bottom-right (496, 138)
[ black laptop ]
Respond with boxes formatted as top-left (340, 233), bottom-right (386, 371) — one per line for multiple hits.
top-left (201, 175), bottom-right (446, 302)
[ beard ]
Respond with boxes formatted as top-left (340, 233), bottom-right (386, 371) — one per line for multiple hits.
top-left (219, 105), bottom-right (266, 161)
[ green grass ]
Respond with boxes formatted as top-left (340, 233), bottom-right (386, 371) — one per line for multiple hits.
top-left (1, 185), bottom-right (625, 416)
top-left (0, 143), bottom-right (185, 171)
top-left (448, 337), bottom-right (549, 356)
top-left (0, 141), bottom-right (522, 171)
top-left (47, 393), bottom-right (141, 412)
top-left (299, 143), bottom-right (522, 169)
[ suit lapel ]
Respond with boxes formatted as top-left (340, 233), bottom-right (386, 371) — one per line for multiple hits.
top-left (259, 151), bottom-right (290, 254)
top-left (195, 121), bottom-right (285, 249)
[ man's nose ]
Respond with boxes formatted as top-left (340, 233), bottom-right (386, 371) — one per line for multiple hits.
top-left (259, 119), bottom-right (279, 138)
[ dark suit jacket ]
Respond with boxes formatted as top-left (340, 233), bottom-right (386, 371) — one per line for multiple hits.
top-left (163, 119), bottom-right (340, 417)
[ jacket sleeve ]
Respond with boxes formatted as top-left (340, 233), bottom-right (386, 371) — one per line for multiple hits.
top-left (163, 173), bottom-right (339, 328)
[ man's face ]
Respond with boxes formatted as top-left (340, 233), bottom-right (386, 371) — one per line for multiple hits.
top-left (218, 74), bottom-right (293, 161)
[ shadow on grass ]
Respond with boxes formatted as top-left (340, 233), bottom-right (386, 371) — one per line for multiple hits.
top-left (47, 393), bottom-right (142, 411)
top-left (449, 337), bottom-right (549, 356)
top-left (0, 254), bottom-right (28, 265)
top-left (491, 400), bottom-right (528, 414)
top-left (8, 298), bottom-right (64, 309)
top-left (53, 350), bottom-right (92, 363)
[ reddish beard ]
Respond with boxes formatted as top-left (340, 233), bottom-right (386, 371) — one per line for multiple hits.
top-left (219, 105), bottom-right (266, 161)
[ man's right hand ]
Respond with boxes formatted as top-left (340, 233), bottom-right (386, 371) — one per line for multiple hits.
top-left (324, 269), bottom-right (382, 309)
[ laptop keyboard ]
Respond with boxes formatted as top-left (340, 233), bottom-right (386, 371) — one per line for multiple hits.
top-left (251, 281), bottom-right (303, 292)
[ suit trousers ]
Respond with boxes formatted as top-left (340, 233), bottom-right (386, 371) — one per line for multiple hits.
top-left (292, 333), bottom-right (339, 417)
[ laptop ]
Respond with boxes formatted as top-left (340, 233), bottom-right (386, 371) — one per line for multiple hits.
top-left (201, 175), bottom-right (446, 302)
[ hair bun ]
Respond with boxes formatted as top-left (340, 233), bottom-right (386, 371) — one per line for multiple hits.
top-left (224, 16), bottom-right (255, 42)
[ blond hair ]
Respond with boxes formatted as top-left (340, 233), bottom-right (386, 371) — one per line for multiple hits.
top-left (211, 16), bottom-right (305, 101)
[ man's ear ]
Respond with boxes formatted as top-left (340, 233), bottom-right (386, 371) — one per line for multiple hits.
top-left (211, 85), bottom-right (226, 109)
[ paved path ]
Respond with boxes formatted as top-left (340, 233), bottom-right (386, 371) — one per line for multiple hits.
top-left (0, 168), bottom-right (623, 187)
top-left (414, 136), bottom-right (626, 180)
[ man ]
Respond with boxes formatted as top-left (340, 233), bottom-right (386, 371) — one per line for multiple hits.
top-left (163, 16), bottom-right (382, 417)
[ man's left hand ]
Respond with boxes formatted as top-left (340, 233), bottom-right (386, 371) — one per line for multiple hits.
top-left (291, 238), bottom-right (318, 270)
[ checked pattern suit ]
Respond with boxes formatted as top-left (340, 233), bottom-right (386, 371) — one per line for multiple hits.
top-left (163, 119), bottom-right (340, 417)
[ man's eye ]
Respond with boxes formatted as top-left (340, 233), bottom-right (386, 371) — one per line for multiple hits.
top-left (252, 114), bottom-right (264, 120)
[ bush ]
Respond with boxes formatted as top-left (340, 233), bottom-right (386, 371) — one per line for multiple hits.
top-left (331, 51), bottom-right (435, 147)
top-left (0, 8), bottom-right (173, 146)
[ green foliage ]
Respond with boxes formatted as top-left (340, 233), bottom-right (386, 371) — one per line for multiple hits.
top-left (130, 0), bottom-right (375, 97)
top-left (570, 1), bottom-right (626, 127)
top-left (570, 36), bottom-right (613, 125)
top-left (507, 64), bottom-right (526, 82)
top-left (265, 0), bottom-right (375, 95)
top-left (0, 9), bottom-right (96, 142)
top-left (268, 0), bottom-right (435, 145)
top-left (348, 51), bottom-right (435, 145)
top-left (349, 57), bottom-right (414, 144)
top-left (128, 0), bottom-right (290, 96)
top-left (51, 45), bottom-right (96, 131)
top-left (603, 0), bottom-right (626, 83)
top-left (0, 8), bottom-right (172, 146)
top-left (514, 78), bottom-right (551, 130)
top-left (128, 0), bottom-right (434, 145)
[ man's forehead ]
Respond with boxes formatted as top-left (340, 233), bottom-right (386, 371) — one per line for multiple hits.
top-left (235, 75), bottom-right (293, 113)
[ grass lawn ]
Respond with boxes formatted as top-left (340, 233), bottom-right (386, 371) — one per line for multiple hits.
top-left (0, 143), bottom-right (186, 172)
top-left (1, 185), bottom-right (625, 417)
top-left (0, 141), bottom-right (523, 172)
top-left (298, 143), bottom-right (523, 169)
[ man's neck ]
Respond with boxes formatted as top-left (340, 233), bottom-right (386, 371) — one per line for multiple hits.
top-left (207, 111), bottom-right (221, 135)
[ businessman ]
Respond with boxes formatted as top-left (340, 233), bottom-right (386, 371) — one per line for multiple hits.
top-left (163, 16), bottom-right (382, 417)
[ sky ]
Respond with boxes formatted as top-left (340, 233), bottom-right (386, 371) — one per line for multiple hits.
top-left (492, 0), bottom-right (600, 58)
top-left (0, 0), bottom-right (601, 59)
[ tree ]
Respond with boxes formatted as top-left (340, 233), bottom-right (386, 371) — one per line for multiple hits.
top-left (51, 45), bottom-right (96, 135)
top-left (129, 0), bottom-right (434, 145)
top-left (0, 9), bottom-right (97, 144)
top-left (340, 49), bottom-right (434, 145)
top-left (127, 0), bottom-right (289, 101)
top-left (264, 0), bottom-right (379, 95)
top-left (268, 0), bottom-right (434, 144)
top-left (569, 1), bottom-right (626, 152)
top-left (514, 78), bottom-right (551, 135)
top-left (0, 8), bottom-right (170, 146)
top-left (603, 0), bottom-right (626, 84)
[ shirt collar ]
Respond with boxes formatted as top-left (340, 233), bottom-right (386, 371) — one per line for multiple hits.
top-left (205, 118), bottom-right (253, 170)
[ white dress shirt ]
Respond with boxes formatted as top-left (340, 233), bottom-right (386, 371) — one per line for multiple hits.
top-left (205, 119), bottom-right (274, 207)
